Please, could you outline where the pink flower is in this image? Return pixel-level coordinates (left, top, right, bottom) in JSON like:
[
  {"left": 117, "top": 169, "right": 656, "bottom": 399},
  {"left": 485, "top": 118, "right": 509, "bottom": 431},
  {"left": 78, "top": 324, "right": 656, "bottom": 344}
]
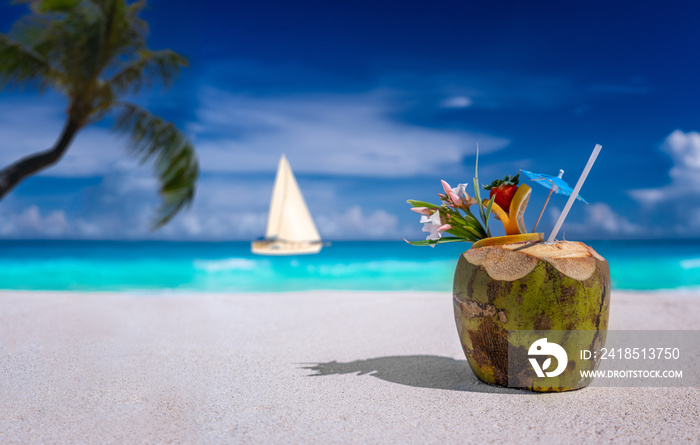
[
  {"left": 447, "top": 191, "right": 463, "bottom": 207},
  {"left": 441, "top": 180, "right": 474, "bottom": 208},
  {"left": 440, "top": 180, "right": 453, "bottom": 196},
  {"left": 410, "top": 207, "right": 434, "bottom": 216}
]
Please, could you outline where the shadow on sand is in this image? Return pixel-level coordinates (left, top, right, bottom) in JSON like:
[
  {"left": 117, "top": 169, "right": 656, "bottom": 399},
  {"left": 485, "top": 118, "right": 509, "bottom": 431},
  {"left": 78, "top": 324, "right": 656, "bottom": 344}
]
[{"left": 301, "top": 355, "right": 534, "bottom": 394}]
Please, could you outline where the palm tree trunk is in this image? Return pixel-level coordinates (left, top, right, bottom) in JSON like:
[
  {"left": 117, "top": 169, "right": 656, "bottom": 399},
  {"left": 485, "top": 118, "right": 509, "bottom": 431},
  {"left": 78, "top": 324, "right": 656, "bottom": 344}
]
[{"left": 0, "top": 119, "right": 81, "bottom": 200}]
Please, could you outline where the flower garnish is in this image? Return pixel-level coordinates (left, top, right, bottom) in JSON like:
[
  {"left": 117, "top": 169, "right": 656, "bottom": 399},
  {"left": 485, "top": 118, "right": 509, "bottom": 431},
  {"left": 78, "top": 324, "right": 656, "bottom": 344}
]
[
  {"left": 420, "top": 211, "right": 450, "bottom": 241},
  {"left": 404, "top": 145, "right": 497, "bottom": 247}
]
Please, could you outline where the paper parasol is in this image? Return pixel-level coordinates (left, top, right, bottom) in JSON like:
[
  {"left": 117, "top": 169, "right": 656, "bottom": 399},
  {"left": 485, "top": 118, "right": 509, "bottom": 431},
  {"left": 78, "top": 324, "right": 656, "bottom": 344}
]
[{"left": 520, "top": 169, "right": 588, "bottom": 232}]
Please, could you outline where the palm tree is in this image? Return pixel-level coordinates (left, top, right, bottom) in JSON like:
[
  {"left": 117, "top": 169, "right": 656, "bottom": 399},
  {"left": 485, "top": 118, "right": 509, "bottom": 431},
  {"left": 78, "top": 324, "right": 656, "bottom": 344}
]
[{"left": 0, "top": 0, "right": 198, "bottom": 228}]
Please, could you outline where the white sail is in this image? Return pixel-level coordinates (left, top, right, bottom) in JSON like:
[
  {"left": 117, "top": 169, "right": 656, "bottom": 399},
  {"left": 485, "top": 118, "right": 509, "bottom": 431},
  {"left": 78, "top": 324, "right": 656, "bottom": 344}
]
[
  {"left": 252, "top": 155, "right": 322, "bottom": 255},
  {"left": 265, "top": 154, "right": 320, "bottom": 242}
]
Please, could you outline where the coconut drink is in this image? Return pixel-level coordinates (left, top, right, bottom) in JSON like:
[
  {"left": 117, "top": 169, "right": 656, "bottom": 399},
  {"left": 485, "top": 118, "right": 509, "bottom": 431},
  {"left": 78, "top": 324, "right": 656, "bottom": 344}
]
[
  {"left": 406, "top": 144, "right": 606, "bottom": 392},
  {"left": 453, "top": 239, "right": 610, "bottom": 391}
]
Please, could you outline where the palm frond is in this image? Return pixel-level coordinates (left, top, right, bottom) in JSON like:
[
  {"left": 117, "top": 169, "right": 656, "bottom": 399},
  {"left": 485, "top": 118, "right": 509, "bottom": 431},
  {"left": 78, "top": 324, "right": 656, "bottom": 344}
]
[
  {"left": 124, "top": 0, "right": 148, "bottom": 39},
  {"left": 86, "top": 80, "right": 116, "bottom": 122},
  {"left": 3, "top": 0, "right": 197, "bottom": 231},
  {"left": 0, "top": 34, "right": 53, "bottom": 91},
  {"left": 57, "top": 1, "right": 106, "bottom": 89},
  {"left": 109, "top": 49, "right": 188, "bottom": 95},
  {"left": 17, "top": 0, "right": 82, "bottom": 14},
  {"left": 9, "top": 0, "right": 106, "bottom": 90},
  {"left": 114, "top": 103, "right": 199, "bottom": 229}
]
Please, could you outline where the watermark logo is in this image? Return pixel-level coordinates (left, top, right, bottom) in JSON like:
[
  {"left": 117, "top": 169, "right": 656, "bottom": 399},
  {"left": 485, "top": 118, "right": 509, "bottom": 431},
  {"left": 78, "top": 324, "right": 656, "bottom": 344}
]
[
  {"left": 509, "top": 330, "right": 698, "bottom": 388},
  {"left": 528, "top": 338, "right": 568, "bottom": 378}
]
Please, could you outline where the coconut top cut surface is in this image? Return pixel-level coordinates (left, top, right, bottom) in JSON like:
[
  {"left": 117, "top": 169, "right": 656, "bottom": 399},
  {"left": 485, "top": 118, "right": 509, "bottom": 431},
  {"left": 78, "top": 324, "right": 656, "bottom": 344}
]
[{"left": 463, "top": 241, "right": 605, "bottom": 281}]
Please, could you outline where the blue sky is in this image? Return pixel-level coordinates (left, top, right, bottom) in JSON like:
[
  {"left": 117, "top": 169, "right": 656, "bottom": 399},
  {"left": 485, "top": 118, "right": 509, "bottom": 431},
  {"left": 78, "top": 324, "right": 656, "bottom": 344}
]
[{"left": 1, "top": 1, "right": 699, "bottom": 240}]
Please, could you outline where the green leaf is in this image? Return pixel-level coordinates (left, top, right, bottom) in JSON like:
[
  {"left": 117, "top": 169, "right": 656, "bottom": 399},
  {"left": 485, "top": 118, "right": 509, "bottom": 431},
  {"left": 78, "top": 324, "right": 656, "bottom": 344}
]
[
  {"left": 448, "top": 213, "right": 466, "bottom": 226},
  {"left": 483, "top": 173, "right": 520, "bottom": 190},
  {"left": 463, "top": 225, "right": 483, "bottom": 240},
  {"left": 472, "top": 144, "right": 493, "bottom": 238},
  {"left": 109, "top": 49, "right": 188, "bottom": 96},
  {"left": 402, "top": 237, "right": 471, "bottom": 247},
  {"left": 406, "top": 200, "right": 440, "bottom": 209},
  {"left": 484, "top": 195, "right": 496, "bottom": 234},
  {"left": 461, "top": 210, "right": 486, "bottom": 236},
  {"left": 14, "top": 0, "right": 81, "bottom": 13},
  {"left": 445, "top": 225, "right": 477, "bottom": 241},
  {"left": 114, "top": 103, "right": 199, "bottom": 229},
  {"left": 447, "top": 214, "right": 482, "bottom": 240},
  {"left": 473, "top": 181, "right": 487, "bottom": 231},
  {"left": 34, "top": 0, "right": 80, "bottom": 13},
  {"left": 0, "top": 34, "right": 52, "bottom": 91}
]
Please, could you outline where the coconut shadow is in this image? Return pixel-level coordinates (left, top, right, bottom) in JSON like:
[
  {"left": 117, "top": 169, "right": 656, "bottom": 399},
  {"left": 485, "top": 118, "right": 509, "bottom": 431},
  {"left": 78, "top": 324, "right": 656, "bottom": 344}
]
[{"left": 301, "top": 355, "right": 538, "bottom": 394}]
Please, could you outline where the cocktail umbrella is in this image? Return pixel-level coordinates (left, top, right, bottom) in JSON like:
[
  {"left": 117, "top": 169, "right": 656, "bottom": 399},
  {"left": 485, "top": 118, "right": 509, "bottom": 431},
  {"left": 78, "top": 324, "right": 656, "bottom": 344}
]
[{"left": 520, "top": 169, "right": 588, "bottom": 232}]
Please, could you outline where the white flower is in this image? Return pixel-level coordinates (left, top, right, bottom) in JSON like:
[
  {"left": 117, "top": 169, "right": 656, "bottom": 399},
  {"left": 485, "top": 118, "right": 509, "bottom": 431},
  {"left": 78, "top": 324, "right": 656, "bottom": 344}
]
[
  {"left": 455, "top": 183, "right": 478, "bottom": 207},
  {"left": 453, "top": 183, "right": 468, "bottom": 198},
  {"left": 441, "top": 181, "right": 476, "bottom": 208},
  {"left": 420, "top": 211, "right": 444, "bottom": 241}
]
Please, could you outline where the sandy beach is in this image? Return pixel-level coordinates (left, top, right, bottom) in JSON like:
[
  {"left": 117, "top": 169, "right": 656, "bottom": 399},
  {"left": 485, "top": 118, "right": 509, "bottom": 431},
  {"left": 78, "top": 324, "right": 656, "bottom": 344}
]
[{"left": 1, "top": 290, "right": 698, "bottom": 444}]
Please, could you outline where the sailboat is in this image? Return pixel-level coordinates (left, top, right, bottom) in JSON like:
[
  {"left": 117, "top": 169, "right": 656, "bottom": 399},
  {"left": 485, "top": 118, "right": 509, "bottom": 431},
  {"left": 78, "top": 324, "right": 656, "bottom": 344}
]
[{"left": 251, "top": 154, "right": 324, "bottom": 255}]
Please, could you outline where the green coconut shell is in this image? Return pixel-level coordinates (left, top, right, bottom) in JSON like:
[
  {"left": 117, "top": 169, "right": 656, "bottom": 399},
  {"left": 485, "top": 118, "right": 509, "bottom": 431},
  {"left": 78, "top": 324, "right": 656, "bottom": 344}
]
[{"left": 453, "top": 241, "right": 610, "bottom": 392}]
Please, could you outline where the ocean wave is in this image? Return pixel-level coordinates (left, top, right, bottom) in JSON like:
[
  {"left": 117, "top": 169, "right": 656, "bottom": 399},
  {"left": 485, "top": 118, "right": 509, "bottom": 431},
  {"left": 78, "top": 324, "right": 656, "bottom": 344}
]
[
  {"left": 193, "top": 258, "right": 262, "bottom": 272},
  {"left": 1, "top": 240, "right": 699, "bottom": 292},
  {"left": 305, "top": 259, "right": 453, "bottom": 276},
  {"left": 679, "top": 258, "right": 700, "bottom": 270}
]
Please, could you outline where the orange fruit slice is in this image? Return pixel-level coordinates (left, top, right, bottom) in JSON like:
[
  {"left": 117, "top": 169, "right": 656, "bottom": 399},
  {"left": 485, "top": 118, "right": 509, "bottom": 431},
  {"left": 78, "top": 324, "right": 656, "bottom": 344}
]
[
  {"left": 471, "top": 232, "right": 544, "bottom": 249},
  {"left": 484, "top": 199, "right": 509, "bottom": 223},
  {"left": 482, "top": 184, "right": 532, "bottom": 235},
  {"left": 481, "top": 200, "right": 520, "bottom": 235},
  {"left": 508, "top": 183, "right": 531, "bottom": 234}
]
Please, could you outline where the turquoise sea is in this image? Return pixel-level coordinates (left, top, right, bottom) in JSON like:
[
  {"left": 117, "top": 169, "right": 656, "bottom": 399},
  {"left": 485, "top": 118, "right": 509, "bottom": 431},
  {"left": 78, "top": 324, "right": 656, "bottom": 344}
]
[{"left": 0, "top": 240, "right": 699, "bottom": 292}]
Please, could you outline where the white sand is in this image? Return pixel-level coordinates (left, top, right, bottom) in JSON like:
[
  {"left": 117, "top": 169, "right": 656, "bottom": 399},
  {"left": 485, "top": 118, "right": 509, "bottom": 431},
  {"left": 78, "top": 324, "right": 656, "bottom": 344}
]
[{"left": 0, "top": 290, "right": 698, "bottom": 444}]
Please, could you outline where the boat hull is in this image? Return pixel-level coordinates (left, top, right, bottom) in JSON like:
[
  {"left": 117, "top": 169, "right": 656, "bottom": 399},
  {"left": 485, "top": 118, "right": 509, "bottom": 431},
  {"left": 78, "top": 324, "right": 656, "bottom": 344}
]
[{"left": 251, "top": 241, "right": 323, "bottom": 256}]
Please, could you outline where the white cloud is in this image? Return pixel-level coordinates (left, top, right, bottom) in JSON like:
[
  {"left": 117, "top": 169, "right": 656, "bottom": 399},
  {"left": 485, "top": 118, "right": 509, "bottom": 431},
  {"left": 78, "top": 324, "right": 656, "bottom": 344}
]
[
  {"left": 190, "top": 88, "right": 509, "bottom": 177},
  {"left": 629, "top": 130, "right": 700, "bottom": 205},
  {"left": 159, "top": 180, "right": 401, "bottom": 240},
  {"left": 155, "top": 178, "right": 269, "bottom": 239},
  {"left": 0, "top": 165, "right": 166, "bottom": 239},
  {"left": 440, "top": 96, "right": 472, "bottom": 108},
  {"left": 0, "top": 166, "right": 400, "bottom": 240},
  {"left": 550, "top": 203, "right": 643, "bottom": 238},
  {"left": 689, "top": 209, "right": 700, "bottom": 230},
  {"left": 0, "top": 80, "right": 513, "bottom": 240},
  {"left": 664, "top": 130, "right": 700, "bottom": 184},
  {"left": 581, "top": 203, "right": 643, "bottom": 235},
  {"left": 628, "top": 187, "right": 665, "bottom": 206},
  {"left": 159, "top": 209, "right": 267, "bottom": 240},
  {"left": 0, "top": 205, "right": 70, "bottom": 237},
  {"left": 316, "top": 205, "right": 399, "bottom": 240},
  {"left": 0, "top": 97, "right": 140, "bottom": 177}
]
